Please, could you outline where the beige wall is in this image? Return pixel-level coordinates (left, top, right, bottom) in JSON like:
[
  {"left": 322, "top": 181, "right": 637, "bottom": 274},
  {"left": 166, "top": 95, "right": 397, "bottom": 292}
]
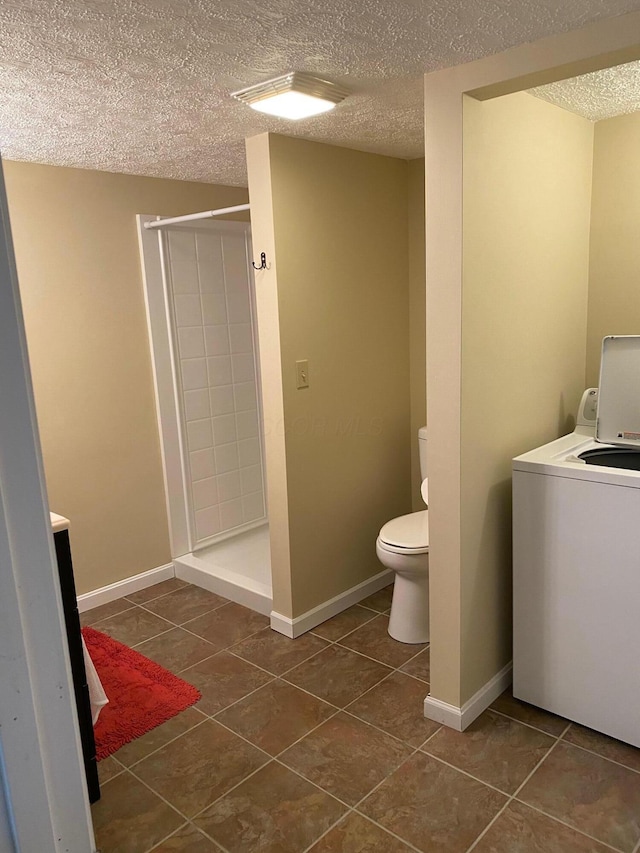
[
  {"left": 461, "top": 92, "right": 593, "bottom": 699},
  {"left": 586, "top": 111, "right": 640, "bottom": 384},
  {"left": 408, "top": 159, "right": 427, "bottom": 510},
  {"left": 5, "top": 161, "right": 248, "bottom": 594},
  {"left": 247, "top": 134, "right": 412, "bottom": 618}
]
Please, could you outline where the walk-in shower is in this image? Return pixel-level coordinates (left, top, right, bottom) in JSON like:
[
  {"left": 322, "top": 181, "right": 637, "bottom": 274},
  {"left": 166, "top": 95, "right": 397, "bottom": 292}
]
[{"left": 137, "top": 207, "right": 271, "bottom": 614}]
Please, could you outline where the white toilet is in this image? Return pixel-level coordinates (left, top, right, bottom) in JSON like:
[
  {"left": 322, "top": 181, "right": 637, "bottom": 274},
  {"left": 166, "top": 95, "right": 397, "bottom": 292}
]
[{"left": 376, "top": 426, "right": 429, "bottom": 644}]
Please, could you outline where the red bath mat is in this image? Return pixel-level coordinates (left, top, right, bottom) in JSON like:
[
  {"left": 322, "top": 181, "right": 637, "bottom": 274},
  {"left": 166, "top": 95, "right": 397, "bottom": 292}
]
[{"left": 82, "top": 626, "right": 201, "bottom": 760}]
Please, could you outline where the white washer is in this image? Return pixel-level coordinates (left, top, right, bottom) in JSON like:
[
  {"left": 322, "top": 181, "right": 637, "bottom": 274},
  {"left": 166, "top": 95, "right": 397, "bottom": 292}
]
[{"left": 513, "top": 336, "right": 640, "bottom": 748}]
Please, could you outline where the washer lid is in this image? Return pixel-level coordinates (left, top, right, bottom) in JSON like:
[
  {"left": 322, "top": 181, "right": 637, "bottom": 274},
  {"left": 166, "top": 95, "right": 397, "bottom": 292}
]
[
  {"left": 379, "top": 510, "right": 429, "bottom": 550},
  {"left": 597, "top": 336, "right": 640, "bottom": 448}
]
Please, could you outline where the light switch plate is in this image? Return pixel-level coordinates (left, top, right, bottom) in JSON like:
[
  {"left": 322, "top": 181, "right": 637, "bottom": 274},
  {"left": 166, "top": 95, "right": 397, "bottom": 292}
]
[{"left": 296, "top": 359, "right": 309, "bottom": 389}]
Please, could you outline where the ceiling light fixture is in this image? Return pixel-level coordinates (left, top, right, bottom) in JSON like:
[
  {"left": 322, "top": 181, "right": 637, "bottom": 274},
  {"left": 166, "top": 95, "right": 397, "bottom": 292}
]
[{"left": 231, "top": 72, "right": 349, "bottom": 120}]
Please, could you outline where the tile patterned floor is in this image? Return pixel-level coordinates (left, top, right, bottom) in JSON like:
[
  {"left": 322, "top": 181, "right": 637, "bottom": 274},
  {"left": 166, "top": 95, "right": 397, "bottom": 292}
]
[{"left": 85, "top": 580, "right": 640, "bottom": 853}]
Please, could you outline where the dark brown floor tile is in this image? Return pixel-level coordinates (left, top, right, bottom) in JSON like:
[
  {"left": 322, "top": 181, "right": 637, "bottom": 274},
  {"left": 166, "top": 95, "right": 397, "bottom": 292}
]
[
  {"left": 150, "top": 822, "right": 222, "bottom": 851},
  {"left": 114, "top": 707, "right": 207, "bottom": 767},
  {"left": 126, "top": 578, "right": 188, "bottom": 605},
  {"left": 181, "top": 650, "right": 273, "bottom": 715},
  {"left": 195, "top": 761, "right": 346, "bottom": 853},
  {"left": 216, "top": 679, "right": 335, "bottom": 755},
  {"left": 564, "top": 723, "right": 640, "bottom": 773},
  {"left": 80, "top": 597, "right": 134, "bottom": 627},
  {"left": 309, "top": 812, "right": 414, "bottom": 852},
  {"left": 135, "top": 627, "right": 219, "bottom": 673},
  {"left": 423, "top": 710, "right": 554, "bottom": 793},
  {"left": 144, "top": 586, "right": 228, "bottom": 624},
  {"left": 280, "top": 712, "right": 411, "bottom": 805},
  {"left": 399, "top": 647, "right": 430, "bottom": 683},
  {"left": 285, "top": 645, "right": 391, "bottom": 708},
  {"left": 92, "top": 771, "right": 183, "bottom": 853},
  {"left": 231, "top": 627, "right": 328, "bottom": 675},
  {"left": 473, "top": 800, "right": 612, "bottom": 853},
  {"left": 359, "top": 585, "right": 394, "bottom": 613},
  {"left": 94, "top": 607, "right": 173, "bottom": 647},
  {"left": 97, "top": 754, "right": 124, "bottom": 785},
  {"left": 490, "top": 689, "right": 568, "bottom": 736},
  {"left": 338, "top": 615, "right": 426, "bottom": 668},
  {"left": 185, "top": 602, "right": 269, "bottom": 647},
  {"left": 134, "top": 719, "right": 268, "bottom": 818},
  {"left": 311, "top": 606, "right": 378, "bottom": 642},
  {"left": 519, "top": 742, "right": 640, "bottom": 851},
  {"left": 346, "top": 671, "right": 438, "bottom": 747},
  {"left": 361, "top": 752, "right": 506, "bottom": 852}
]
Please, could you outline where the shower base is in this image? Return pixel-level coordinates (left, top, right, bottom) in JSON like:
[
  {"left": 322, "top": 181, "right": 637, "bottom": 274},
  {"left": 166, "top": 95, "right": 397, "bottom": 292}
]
[{"left": 174, "top": 524, "right": 272, "bottom": 616}]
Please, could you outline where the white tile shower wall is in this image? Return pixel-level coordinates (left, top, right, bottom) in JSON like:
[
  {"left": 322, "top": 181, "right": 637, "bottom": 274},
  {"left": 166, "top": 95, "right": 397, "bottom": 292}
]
[{"left": 166, "top": 226, "right": 266, "bottom": 544}]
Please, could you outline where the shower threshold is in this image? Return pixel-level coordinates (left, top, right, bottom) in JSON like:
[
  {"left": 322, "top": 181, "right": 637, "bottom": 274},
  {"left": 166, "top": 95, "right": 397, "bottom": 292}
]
[{"left": 174, "top": 524, "right": 272, "bottom": 616}]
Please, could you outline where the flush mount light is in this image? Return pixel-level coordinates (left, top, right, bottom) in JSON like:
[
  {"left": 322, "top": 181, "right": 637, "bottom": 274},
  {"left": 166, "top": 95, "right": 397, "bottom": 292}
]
[{"left": 231, "top": 72, "right": 349, "bottom": 120}]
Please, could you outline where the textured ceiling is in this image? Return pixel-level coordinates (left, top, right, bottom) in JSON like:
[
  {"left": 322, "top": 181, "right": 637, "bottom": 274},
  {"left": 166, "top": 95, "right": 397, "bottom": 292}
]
[
  {"left": 530, "top": 60, "right": 640, "bottom": 121},
  {"left": 1, "top": 0, "right": 640, "bottom": 187}
]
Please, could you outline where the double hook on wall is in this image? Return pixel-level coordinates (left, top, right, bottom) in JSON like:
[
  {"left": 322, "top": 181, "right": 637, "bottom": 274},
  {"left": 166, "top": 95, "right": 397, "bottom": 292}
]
[{"left": 252, "top": 252, "right": 268, "bottom": 271}]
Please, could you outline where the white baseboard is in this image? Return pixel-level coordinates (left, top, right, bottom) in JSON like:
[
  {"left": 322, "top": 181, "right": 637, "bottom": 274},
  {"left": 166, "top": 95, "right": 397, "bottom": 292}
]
[
  {"left": 424, "top": 661, "right": 513, "bottom": 731},
  {"left": 174, "top": 553, "right": 272, "bottom": 616},
  {"left": 77, "top": 563, "right": 175, "bottom": 612},
  {"left": 270, "top": 568, "right": 393, "bottom": 638}
]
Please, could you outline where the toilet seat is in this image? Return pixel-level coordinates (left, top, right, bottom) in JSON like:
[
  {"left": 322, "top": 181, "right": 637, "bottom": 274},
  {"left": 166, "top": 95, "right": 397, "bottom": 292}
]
[{"left": 378, "top": 510, "right": 429, "bottom": 555}]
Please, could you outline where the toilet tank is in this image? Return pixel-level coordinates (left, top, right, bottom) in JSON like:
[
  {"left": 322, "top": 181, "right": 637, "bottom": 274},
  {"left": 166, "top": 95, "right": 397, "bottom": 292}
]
[{"left": 418, "top": 426, "right": 428, "bottom": 479}]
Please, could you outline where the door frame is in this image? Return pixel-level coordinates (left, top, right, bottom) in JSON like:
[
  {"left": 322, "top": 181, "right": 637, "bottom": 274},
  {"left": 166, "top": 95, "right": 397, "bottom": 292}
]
[{"left": 0, "top": 156, "right": 95, "bottom": 851}]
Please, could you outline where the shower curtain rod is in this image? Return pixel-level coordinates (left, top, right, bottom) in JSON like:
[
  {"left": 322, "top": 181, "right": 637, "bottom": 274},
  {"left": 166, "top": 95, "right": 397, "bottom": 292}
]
[{"left": 143, "top": 203, "right": 250, "bottom": 229}]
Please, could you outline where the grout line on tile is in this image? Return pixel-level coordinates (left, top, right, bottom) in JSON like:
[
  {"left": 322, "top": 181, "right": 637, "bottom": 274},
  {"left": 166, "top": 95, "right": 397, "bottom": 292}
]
[
  {"left": 340, "top": 667, "right": 399, "bottom": 704},
  {"left": 226, "top": 636, "right": 332, "bottom": 677},
  {"left": 174, "top": 648, "right": 226, "bottom": 677},
  {"left": 508, "top": 798, "right": 627, "bottom": 853},
  {"left": 124, "top": 579, "right": 189, "bottom": 607},
  {"left": 186, "top": 749, "right": 352, "bottom": 839},
  {"left": 299, "top": 809, "right": 356, "bottom": 853},
  {"left": 307, "top": 800, "right": 431, "bottom": 853},
  {"left": 119, "top": 716, "right": 210, "bottom": 771},
  {"left": 185, "top": 757, "right": 275, "bottom": 825},
  {"left": 269, "top": 641, "right": 337, "bottom": 677},
  {"left": 401, "top": 642, "right": 430, "bottom": 661},
  {"left": 114, "top": 766, "right": 194, "bottom": 824},
  {"left": 329, "top": 611, "right": 389, "bottom": 641},
  {"left": 308, "top": 608, "right": 380, "bottom": 642},
  {"left": 83, "top": 603, "right": 137, "bottom": 625},
  {"left": 142, "top": 818, "right": 191, "bottom": 853},
  {"left": 187, "top": 818, "right": 232, "bottom": 853},
  {"left": 128, "top": 624, "right": 185, "bottom": 648},
  {"left": 557, "top": 731, "right": 640, "bottom": 777},
  {"left": 350, "top": 744, "right": 421, "bottom": 811},
  {"left": 171, "top": 621, "right": 272, "bottom": 660},
  {"left": 352, "top": 810, "right": 426, "bottom": 853},
  {"left": 463, "top": 728, "right": 601, "bottom": 853},
  {"left": 418, "top": 751, "right": 512, "bottom": 799},
  {"left": 333, "top": 639, "right": 416, "bottom": 671},
  {"left": 135, "top": 596, "right": 229, "bottom": 630},
  {"left": 417, "top": 723, "right": 443, "bottom": 750},
  {"left": 339, "top": 706, "right": 431, "bottom": 751},
  {"left": 348, "top": 746, "right": 433, "bottom": 853},
  {"left": 212, "top": 702, "right": 340, "bottom": 762},
  {"left": 269, "top": 673, "right": 345, "bottom": 710},
  {"left": 332, "top": 643, "right": 401, "bottom": 671},
  {"left": 277, "top": 665, "right": 387, "bottom": 711},
  {"left": 270, "top": 755, "right": 362, "bottom": 811},
  {"left": 488, "top": 706, "right": 570, "bottom": 739}
]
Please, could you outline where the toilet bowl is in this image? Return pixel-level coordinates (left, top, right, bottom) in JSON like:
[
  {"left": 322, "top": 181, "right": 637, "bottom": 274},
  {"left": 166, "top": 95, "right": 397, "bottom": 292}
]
[{"left": 375, "top": 427, "right": 430, "bottom": 644}]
